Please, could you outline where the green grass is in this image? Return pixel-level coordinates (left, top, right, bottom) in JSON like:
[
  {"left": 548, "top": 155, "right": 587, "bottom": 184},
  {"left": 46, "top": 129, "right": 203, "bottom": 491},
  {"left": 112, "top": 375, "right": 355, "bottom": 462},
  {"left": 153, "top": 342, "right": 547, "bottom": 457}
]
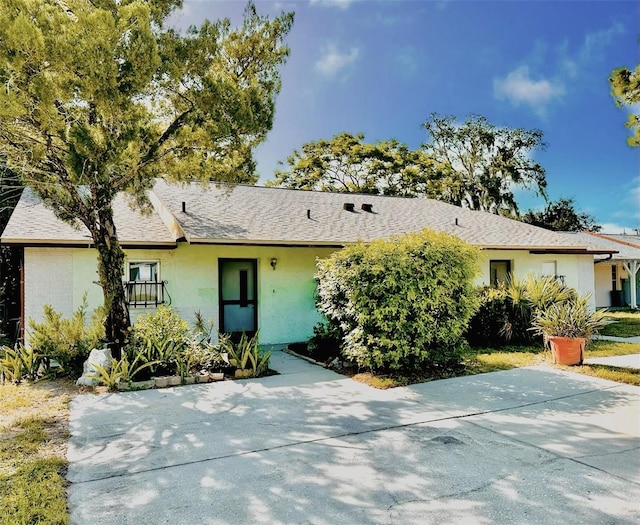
[
  {"left": 600, "top": 311, "right": 640, "bottom": 337},
  {"left": 587, "top": 339, "right": 640, "bottom": 357},
  {"left": 0, "top": 457, "right": 69, "bottom": 525},
  {"left": 354, "top": 339, "right": 639, "bottom": 388},
  {"left": 0, "top": 381, "right": 72, "bottom": 525}
]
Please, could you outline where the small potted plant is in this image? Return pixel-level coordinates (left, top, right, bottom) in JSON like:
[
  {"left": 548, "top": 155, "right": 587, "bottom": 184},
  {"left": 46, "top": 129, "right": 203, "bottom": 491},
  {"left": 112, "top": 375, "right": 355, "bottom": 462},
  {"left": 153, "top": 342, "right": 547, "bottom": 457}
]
[{"left": 531, "top": 295, "right": 608, "bottom": 365}]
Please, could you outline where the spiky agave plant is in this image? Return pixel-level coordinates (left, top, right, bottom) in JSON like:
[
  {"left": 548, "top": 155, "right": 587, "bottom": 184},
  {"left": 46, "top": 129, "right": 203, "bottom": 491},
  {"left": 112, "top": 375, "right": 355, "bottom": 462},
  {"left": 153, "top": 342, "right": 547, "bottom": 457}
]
[{"left": 530, "top": 295, "right": 608, "bottom": 342}]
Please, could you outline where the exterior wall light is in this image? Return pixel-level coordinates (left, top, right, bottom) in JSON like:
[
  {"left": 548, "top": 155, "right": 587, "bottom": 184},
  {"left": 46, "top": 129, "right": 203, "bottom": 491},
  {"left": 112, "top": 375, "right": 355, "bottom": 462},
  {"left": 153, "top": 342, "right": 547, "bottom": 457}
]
[{"left": 270, "top": 258, "right": 277, "bottom": 270}]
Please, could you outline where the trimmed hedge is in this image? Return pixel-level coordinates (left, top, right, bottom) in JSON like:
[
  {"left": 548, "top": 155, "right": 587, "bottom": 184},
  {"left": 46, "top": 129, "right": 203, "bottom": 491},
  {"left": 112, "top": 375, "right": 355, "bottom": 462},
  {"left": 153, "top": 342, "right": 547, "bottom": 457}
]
[{"left": 315, "top": 229, "right": 479, "bottom": 373}]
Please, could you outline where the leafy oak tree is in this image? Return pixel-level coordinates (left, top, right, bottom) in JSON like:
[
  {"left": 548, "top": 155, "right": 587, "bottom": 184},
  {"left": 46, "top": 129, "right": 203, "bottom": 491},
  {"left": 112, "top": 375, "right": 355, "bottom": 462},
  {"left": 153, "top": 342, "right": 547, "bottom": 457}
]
[
  {"left": 0, "top": 0, "right": 293, "bottom": 356},
  {"left": 522, "top": 198, "right": 601, "bottom": 232},
  {"left": 610, "top": 65, "right": 640, "bottom": 147},
  {"left": 267, "top": 132, "right": 444, "bottom": 196},
  {"left": 422, "top": 114, "right": 547, "bottom": 214}
]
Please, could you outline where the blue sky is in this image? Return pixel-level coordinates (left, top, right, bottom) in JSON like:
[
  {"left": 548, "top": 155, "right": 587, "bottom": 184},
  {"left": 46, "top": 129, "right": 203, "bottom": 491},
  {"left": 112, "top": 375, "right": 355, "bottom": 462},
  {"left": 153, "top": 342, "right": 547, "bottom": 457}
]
[{"left": 169, "top": 0, "right": 639, "bottom": 233}]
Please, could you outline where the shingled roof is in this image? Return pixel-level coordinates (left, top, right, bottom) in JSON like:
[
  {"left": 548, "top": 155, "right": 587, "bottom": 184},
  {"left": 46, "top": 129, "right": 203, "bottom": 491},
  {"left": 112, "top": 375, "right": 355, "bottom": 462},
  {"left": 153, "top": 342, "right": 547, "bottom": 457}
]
[
  {"left": 1, "top": 188, "right": 177, "bottom": 247},
  {"left": 0, "top": 180, "right": 615, "bottom": 254},
  {"left": 558, "top": 232, "right": 640, "bottom": 260}
]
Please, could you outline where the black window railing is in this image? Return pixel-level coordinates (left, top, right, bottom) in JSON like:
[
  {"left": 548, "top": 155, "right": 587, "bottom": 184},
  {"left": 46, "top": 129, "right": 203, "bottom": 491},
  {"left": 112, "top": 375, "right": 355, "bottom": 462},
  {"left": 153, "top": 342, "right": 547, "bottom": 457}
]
[{"left": 124, "top": 281, "right": 168, "bottom": 308}]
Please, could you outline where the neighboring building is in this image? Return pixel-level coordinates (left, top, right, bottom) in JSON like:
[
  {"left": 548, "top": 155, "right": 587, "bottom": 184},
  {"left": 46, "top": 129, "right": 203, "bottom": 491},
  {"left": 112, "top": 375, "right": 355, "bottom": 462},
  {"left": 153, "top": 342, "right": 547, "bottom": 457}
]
[
  {"left": 1, "top": 180, "right": 614, "bottom": 345},
  {"left": 559, "top": 232, "right": 640, "bottom": 309}
]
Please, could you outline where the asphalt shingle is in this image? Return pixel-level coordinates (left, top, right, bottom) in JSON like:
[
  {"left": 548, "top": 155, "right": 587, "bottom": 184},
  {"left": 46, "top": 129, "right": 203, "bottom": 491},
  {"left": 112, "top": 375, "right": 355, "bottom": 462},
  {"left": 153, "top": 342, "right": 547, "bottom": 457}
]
[
  {"left": 558, "top": 232, "right": 640, "bottom": 260},
  {"left": 1, "top": 181, "right": 614, "bottom": 253},
  {"left": 1, "top": 188, "right": 176, "bottom": 246},
  {"left": 151, "top": 180, "right": 594, "bottom": 250}
]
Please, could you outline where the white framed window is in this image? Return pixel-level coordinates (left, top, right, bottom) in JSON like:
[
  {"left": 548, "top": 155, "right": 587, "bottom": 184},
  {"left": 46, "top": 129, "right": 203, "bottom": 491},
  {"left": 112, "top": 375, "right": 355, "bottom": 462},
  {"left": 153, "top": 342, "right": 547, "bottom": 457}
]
[
  {"left": 541, "top": 261, "right": 556, "bottom": 276},
  {"left": 125, "top": 261, "right": 165, "bottom": 307},
  {"left": 541, "top": 260, "right": 564, "bottom": 283},
  {"left": 128, "top": 261, "right": 159, "bottom": 282}
]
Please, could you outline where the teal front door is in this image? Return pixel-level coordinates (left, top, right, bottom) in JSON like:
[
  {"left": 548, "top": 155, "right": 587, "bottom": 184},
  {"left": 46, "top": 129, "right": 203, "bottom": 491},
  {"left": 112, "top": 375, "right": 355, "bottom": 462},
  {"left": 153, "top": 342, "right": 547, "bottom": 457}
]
[{"left": 219, "top": 259, "right": 257, "bottom": 338}]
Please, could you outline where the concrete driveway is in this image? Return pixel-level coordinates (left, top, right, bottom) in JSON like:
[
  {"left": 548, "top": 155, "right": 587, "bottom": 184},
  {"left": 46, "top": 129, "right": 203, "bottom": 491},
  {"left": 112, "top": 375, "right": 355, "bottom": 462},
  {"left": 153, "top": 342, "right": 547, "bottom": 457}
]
[{"left": 67, "top": 351, "right": 640, "bottom": 524}]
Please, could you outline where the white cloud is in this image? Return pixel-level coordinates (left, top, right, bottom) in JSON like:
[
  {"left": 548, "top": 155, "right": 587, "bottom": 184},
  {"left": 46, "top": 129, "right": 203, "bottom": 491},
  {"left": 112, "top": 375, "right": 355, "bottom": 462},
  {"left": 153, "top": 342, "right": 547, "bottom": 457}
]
[
  {"left": 315, "top": 43, "right": 359, "bottom": 77},
  {"left": 493, "top": 21, "right": 624, "bottom": 118},
  {"left": 493, "top": 66, "right": 565, "bottom": 116},
  {"left": 579, "top": 22, "right": 625, "bottom": 63},
  {"left": 310, "top": 0, "right": 354, "bottom": 10}
]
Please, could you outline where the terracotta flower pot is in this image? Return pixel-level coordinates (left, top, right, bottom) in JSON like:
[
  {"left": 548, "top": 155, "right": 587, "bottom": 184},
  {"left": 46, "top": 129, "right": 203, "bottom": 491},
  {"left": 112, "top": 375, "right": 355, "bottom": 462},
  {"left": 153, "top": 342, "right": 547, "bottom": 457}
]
[{"left": 548, "top": 336, "right": 586, "bottom": 366}]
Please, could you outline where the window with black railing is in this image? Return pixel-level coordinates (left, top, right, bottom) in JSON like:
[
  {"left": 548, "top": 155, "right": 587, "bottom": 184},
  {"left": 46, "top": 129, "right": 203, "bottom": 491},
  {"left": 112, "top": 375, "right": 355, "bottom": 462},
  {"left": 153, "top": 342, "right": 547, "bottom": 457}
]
[
  {"left": 125, "top": 261, "right": 169, "bottom": 307},
  {"left": 124, "top": 280, "right": 168, "bottom": 307}
]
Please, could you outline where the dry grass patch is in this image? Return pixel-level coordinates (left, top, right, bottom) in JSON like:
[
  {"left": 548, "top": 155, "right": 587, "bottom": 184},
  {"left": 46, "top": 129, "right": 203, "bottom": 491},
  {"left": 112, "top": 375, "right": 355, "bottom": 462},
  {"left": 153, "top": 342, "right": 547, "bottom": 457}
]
[{"left": 0, "top": 379, "right": 77, "bottom": 525}]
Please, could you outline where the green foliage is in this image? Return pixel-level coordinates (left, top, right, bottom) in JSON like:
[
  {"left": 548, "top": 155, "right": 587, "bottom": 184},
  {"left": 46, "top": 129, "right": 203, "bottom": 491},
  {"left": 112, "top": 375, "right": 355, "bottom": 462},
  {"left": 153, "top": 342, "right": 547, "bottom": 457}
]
[
  {"left": 610, "top": 65, "right": 640, "bottom": 147},
  {"left": 129, "top": 306, "right": 190, "bottom": 352},
  {"left": 174, "top": 350, "right": 197, "bottom": 381},
  {"left": 308, "top": 322, "right": 343, "bottom": 363},
  {"left": 0, "top": 344, "right": 45, "bottom": 383},
  {"left": 126, "top": 308, "right": 231, "bottom": 378},
  {"left": 316, "top": 229, "right": 480, "bottom": 373},
  {"left": 465, "top": 286, "right": 510, "bottom": 347},
  {"left": 531, "top": 295, "right": 609, "bottom": 341},
  {"left": 0, "top": 0, "right": 293, "bottom": 354},
  {"left": 27, "top": 297, "right": 105, "bottom": 376},
  {"left": 521, "top": 197, "right": 601, "bottom": 232},
  {"left": 0, "top": 457, "right": 69, "bottom": 525},
  {"left": 89, "top": 354, "right": 159, "bottom": 390},
  {"left": 268, "top": 131, "right": 443, "bottom": 196},
  {"left": 422, "top": 113, "right": 547, "bottom": 215},
  {"left": 0, "top": 345, "right": 24, "bottom": 383},
  {"left": 225, "top": 332, "right": 271, "bottom": 378},
  {"left": 466, "top": 275, "right": 578, "bottom": 347}
]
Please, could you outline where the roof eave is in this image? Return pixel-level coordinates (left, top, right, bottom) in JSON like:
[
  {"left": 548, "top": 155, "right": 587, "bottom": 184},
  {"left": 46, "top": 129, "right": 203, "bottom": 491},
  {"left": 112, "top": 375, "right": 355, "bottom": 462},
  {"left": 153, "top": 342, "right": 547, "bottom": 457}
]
[
  {"left": 0, "top": 239, "right": 177, "bottom": 249},
  {"left": 187, "top": 237, "right": 346, "bottom": 248}
]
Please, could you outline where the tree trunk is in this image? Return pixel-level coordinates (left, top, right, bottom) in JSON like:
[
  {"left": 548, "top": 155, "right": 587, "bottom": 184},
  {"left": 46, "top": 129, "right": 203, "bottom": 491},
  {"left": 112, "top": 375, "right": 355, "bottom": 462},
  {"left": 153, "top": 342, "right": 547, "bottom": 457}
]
[{"left": 92, "top": 207, "right": 130, "bottom": 360}]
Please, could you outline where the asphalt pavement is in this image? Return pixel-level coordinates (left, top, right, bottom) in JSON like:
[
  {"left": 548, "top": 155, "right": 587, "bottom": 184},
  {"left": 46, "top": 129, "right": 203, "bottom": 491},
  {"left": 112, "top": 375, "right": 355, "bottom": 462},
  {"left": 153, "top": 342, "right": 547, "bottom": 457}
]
[{"left": 67, "top": 350, "right": 640, "bottom": 525}]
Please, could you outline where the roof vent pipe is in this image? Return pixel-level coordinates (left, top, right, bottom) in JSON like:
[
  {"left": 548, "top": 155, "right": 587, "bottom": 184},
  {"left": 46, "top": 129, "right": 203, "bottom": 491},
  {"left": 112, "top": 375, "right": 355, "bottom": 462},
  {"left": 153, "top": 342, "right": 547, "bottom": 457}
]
[
  {"left": 182, "top": 201, "right": 186, "bottom": 213},
  {"left": 343, "top": 202, "right": 355, "bottom": 212},
  {"left": 455, "top": 218, "right": 459, "bottom": 226},
  {"left": 361, "top": 203, "right": 373, "bottom": 212},
  {"left": 307, "top": 209, "right": 311, "bottom": 219}
]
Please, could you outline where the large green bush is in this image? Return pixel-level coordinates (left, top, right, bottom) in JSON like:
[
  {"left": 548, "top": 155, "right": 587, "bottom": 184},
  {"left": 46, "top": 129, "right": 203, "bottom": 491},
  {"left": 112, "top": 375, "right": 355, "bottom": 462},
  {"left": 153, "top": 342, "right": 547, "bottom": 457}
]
[
  {"left": 466, "top": 275, "right": 578, "bottom": 347},
  {"left": 28, "top": 296, "right": 105, "bottom": 376},
  {"left": 465, "top": 285, "right": 510, "bottom": 347},
  {"left": 315, "top": 229, "right": 479, "bottom": 373}
]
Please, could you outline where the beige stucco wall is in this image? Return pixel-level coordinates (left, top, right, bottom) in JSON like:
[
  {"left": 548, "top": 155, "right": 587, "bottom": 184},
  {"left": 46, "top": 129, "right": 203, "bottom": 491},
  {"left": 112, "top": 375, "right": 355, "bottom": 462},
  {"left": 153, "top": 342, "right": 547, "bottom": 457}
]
[
  {"left": 122, "top": 243, "right": 338, "bottom": 344},
  {"left": 594, "top": 261, "right": 630, "bottom": 308},
  {"left": 477, "top": 250, "right": 596, "bottom": 308},
  {"left": 23, "top": 244, "right": 598, "bottom": 346},
  {"left": 25, "top": 244, "right": 337, "bottom": 345},
  {"left": 24, "top": 248, "right": 75, "bottom": 331}
]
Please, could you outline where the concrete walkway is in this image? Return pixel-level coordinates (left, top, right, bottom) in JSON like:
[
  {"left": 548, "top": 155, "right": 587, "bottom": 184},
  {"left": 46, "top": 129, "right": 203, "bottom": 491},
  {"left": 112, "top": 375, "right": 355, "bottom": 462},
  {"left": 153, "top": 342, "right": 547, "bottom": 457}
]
[
  {"left": 589, "top": 336, "right": 640, "bottom": 368},
  {"left": 584, "top": 353, "right": 640, "bottom": 368},
  {"left": 67, "top": 351, "right": 640, "bottom": 525}
]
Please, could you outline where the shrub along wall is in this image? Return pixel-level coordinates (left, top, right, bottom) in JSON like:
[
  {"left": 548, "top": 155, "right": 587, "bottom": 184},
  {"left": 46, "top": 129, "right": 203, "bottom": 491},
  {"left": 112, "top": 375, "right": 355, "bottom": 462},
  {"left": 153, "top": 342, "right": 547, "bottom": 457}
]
[{"left": 315, "top": 229, "right": 479, "bottom": 374}]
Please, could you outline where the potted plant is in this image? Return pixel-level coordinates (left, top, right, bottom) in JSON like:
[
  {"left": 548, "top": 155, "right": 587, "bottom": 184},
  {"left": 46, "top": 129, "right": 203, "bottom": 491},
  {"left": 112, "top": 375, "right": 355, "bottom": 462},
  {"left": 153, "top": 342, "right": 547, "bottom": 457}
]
[{"left": 531, "top": 296, "right": 608, "bottom": 365}]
